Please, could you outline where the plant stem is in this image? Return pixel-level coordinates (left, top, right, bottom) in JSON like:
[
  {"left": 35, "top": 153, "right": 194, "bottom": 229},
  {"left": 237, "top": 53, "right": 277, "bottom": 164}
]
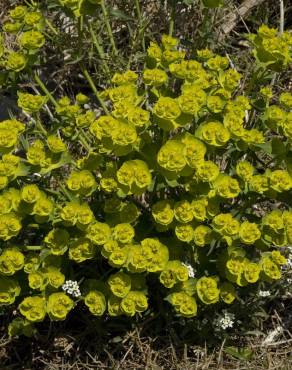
[
  {"left": 34, "top": 73, "right": 58, "bottom": 107},
  {"left": 45, "top": 19, "right": 59, "bottom": 35},
  {"left": 169, "top": 0, "right": 176, "bottom": 36},
  {"left": 100, "top": 0, "right": 118, "bottom": 56},
  {"left": 88, "top": 22, "right": 111, "bottom": 75},
  {"left": 78, "top": 130, "right": 92, "bottom": 152},
  {"left": 36, "top": 117, "right": 48, "bottom": 136},
  {"left": 135, "top": 0, "right": 141, "bottom": 20},
  {"left": 134, "top": 0, "right": 146, "bottom": 52},
  {"left": 59, "top": 182, "right": 74, "bottom": 202},
  {"left": 81, "top": 67, "right": 109, "bottom": 114},
  {"left": 279, "top": 0, "right": 284, "bottom": 34}
]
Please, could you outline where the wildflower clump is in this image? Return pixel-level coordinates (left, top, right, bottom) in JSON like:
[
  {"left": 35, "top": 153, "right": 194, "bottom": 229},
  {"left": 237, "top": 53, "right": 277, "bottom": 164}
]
[
  {"left": 0, "top": 17, "right": 292, "bottom": 337},
  {"left": 0, "top": 5, "right": 45, "bottom": 78}
]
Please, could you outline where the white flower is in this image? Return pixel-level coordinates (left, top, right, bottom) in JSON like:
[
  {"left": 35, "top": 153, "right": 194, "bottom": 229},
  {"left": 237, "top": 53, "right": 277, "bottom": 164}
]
[
  {"left": 259, "top": 290, "right": 271, "bottom": 297},
  {"left": 62, "top": 280, "right": 81, "bottom": 298},
  {"left": 182, "top": 262, "right": 195, "bottom": 278},
  {"left": 214, "top": 311, "right": 235, "bottom": 330}
]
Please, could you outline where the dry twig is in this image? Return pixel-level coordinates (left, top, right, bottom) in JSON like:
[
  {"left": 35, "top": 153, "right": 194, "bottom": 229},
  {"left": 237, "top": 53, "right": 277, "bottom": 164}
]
[{"left": 219, "top": 0, "right": 265, "bottom": 40}]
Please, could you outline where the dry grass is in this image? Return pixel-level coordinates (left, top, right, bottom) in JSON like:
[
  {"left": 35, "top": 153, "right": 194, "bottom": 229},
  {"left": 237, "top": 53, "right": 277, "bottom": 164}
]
[
  {"left": 1, "top": 301, "right": 292, "bottom": 370},
  {"left": 1, "top": 327, "right": 292, "bottom": 370}
]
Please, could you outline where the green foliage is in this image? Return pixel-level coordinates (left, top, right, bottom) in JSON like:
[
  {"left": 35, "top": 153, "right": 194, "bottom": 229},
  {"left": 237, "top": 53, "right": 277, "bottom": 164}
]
[{"left": 0, "top": 2, "right": 291, "bottom": 338}]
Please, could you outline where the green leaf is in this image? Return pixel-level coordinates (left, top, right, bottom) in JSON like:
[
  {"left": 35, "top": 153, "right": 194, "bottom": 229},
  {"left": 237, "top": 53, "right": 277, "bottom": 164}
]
[
  {"left": 224, "top": 346, "right": 253, "bottom": 361},
  {"left": 271, "top": 138, "right": 286, "bottom": 156},
  {"left": 253, "top": 142, "right": 272, "bottom": 154},
  {"left": 39, "top": 152, "right": 72, "bottom": 175},
  {"left": 285, "top": 151, "right": 292, "bottom": 176},
  {"left": 14, "top": 162, "right": 30, "bottom": 177},
  {"left": 109, "top": 9, "right": 133, "bottom": 21}
]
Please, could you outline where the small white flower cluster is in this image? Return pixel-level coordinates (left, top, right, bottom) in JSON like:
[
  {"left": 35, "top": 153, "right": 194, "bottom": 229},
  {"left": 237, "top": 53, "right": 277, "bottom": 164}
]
[
  {"left": 259, "top": 290, "right": 271, "bottom": 297},
  {"left": 214, "top": 311, "right": 235, "bottom": 330},
  {"left": 182, "top": 262, "right": 195, "bottom": 278},
  {"left": 62, "top": 280, "right": 81, "bottom": 298}
]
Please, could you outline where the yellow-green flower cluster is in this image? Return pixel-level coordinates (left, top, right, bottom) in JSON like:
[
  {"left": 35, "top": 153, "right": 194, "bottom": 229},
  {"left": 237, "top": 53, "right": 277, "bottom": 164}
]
[
  {"left": 128, "top": 238, "right": 169, "bottom": 273},
  {"left": 18, "top": 292, "right": 74, "bottom": 322},
  {"left": 247, "top": 170, "right": 292, "bottom": 194},
  {"left": 17, "top": 92, "right": 47, "bottom": 114},
  {"left": 0, "top": 154, "right": 24, "bottom": 189},
  {"left": 157, "top": 134, "right": 206, "bottom": 173},
  {"left": 262, "top": 210, "right": 292, "bottom": 247},
  {"left": 26, "top": 138, "right": 67, "bottom": 170},
  {"left": 28, "top": 266, "right": 65, "bottom": 290},
  {"left": 60, "top": 202, "right": 94, "bottom": 228},
  {"left": 90, "top": 115, "right": 139, "bottom": 155},
  {"left": 159, "top": 261, "right": 189, "bottom": 288},
  {"left": 67, "top": 170, "right": 97, "bottom": 196},
  {"left": 147, "top": 34, "right": 185, "bottom": 68},
  {"left": 248, "top": 25, "right": 292, "bottom": 71},
  {"left": 84, "top": 290, "right": 106, "bottom": 316},
  {"left": 19, "top": 296, "right": 46, "bottom": 322},
  {"left": 58, "top": 0, "right": 102, "bottom": 17},
  {"left": 116, "top": 160, "right": 152, "bottom": 194},
  {"left": 0, "top": 277, "right": 21, "bottom": 305},
  {"left": 0, "top": 119, "right": 24, "bottom": 154},
  {"left": 1, "top": 5, "right": 45, "bottom": 74},
  {"left": 107, "top": 272, "right": 148, "bottom": 316},
  {"left": 196, "top": 276, "right": 220, "bottom": 304},
  {"left": 167, "top": 291, "right": 197, "bottom": 317},
  {"left": 0, "top": 247, "right": 24, "bottom": 276},
  {"left": 196, "top": 121, "right": 230, "bottom": 147},
  {"left": 0, "top": 213, "right": 22, "bottom": 241},
  {"left": 213, "top": 174, "right": 241, "bottom": 198},
  {"left": 1, "top": 29, "right": 292, "bottom": 331},
  {"left": 225, "top": 256, "right": 261, "bottom": 286},
  {"left": 47, "top": 292, "right": 74, "bottom": 320}
]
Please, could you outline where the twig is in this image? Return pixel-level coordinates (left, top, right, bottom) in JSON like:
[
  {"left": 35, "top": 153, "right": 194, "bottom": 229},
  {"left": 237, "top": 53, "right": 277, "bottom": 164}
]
[
  {"left": 261, "top": 326, "right": 284, "bottom": 346},
  {"left": 279, "top": 0, "right": 284, "bottom": 34},
  {"left": 219, "top": 0, "right": 265, "bottom": 40}
]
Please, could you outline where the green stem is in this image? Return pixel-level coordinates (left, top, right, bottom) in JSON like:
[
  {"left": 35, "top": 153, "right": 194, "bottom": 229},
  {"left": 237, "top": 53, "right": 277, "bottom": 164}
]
[
  {"left": 134, "top": 0, "right": 146, "bottom": 52},
  {"left": 36, "top": 117, "right": 48, "bottom": 136},
  {"left": 59, "top": 182, "right": 74, "bottom": 202},
  {"left": 45, "top": 19, "right": 59, "bottom": 35},
  {"left": 135, "top": 0, "right": 141, "bottom": 20},
  {"left": 88, "top": 23, "right": 111, "bottom": 75},
  {"left": 78, "top": 131, "right": 92, "bottom": 152},
  {"left": 25, "top": 245, "right": 42, "bottom": 251},
  {"left": 100, "top": 0, "right": 118, "bottom": 56},
  {"left": 169, "top": 0, "right": 176, "bottom": 36},
  {"left": 81, "top": 67, "right": 109, "bottom": 114},
  {"left": 34, "top": 73, "right": 58, "bottom": 107}
]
